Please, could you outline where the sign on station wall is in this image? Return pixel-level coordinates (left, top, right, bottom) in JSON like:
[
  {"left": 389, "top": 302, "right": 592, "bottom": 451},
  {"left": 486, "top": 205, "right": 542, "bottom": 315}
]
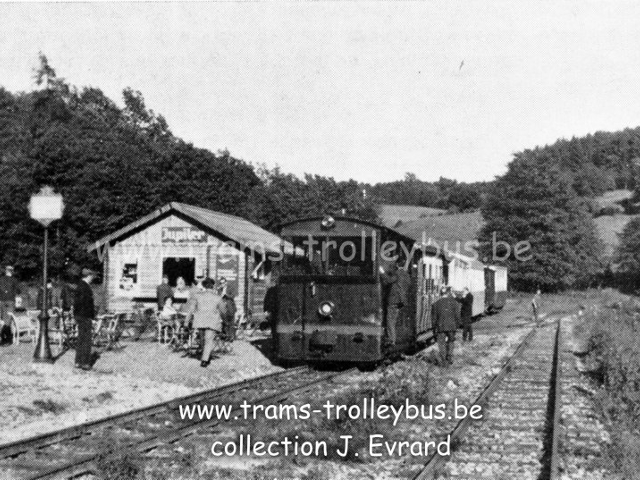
[
  {"left": 161, "top": 227, "right": 207, "bottom": 243},
  {"left": 215, "top": 246, "right": 240, "bottom": 298}
]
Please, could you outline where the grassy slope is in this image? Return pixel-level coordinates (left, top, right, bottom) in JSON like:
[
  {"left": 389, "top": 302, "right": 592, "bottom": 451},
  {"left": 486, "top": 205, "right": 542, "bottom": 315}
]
[{"left": 592, "top": 189, "right": 638, "bottom": 257}]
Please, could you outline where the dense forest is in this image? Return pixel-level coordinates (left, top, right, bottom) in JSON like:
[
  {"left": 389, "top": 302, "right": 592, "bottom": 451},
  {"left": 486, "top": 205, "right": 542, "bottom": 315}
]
[
  {"left": 2, "top": 55, "right": 640, "bottom": 291},
  {"left": 0, "top": 56, "right": 483, "bottom": 279},
  {"left": 478, "top": 127, "right": 640, "bottom": 291},
  {"left": 513, "top": 130, "right": 640, "bottom": 206}
]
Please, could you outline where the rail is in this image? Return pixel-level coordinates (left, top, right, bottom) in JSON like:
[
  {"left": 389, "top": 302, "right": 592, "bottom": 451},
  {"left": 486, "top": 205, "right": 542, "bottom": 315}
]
[
  {"left": 1, "top": 366, "right": 357, "bottom": 480},
  {"left": 413, "top": 316, "right": 563, "bottom": 479}
]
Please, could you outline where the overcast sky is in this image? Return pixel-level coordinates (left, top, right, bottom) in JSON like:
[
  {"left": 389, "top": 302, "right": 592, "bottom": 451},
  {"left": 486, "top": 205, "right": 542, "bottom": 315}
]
[{"left": 2, "top": 1, "right": 640, "bottom": 184}]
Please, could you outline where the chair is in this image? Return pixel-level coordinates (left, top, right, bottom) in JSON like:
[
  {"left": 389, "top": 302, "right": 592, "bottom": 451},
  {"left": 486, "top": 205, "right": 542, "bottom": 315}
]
[
  {"left": 212, "top": 329, "right": 233, "bottom": 354},
  {"left": 10, "top": 312, "right": 37, "bottom": 344},
  {"left": 95, "top": 314, "right": 124, "bottom": 350},
  {"left": 189, "top": 328, "right": 233, "bottom": 356},
  {"left": 235, "top": 309, "right": 258, "bottom": 339},
  {"left": 157, "top": 313, "right": 175, "bottom": 344},
  {"left": 168, "top": 313, "right": 189, "bottom": 351},
  {"left": 119, "top": 312, "right": 137, "bottom": 339},
  {"left": 49, "top": 310, "right": 77, "bottom": 350},
  {"left": 184, "top": 327, "right": 202, "bottom": 357},
  {"left": 92, "top": 315, "right": 107, "bottom": 346},
  {"left": 108, "top": 313, "right": 126, "bottom": 349},
  {"left": 47, "top": 309, "right": 64, "bottom": 348}
]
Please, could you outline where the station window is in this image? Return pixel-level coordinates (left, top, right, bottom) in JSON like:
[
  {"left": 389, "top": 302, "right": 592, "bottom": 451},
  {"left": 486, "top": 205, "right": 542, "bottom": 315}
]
[{"left": 118, "top": 260, "right": 139, "bottom": 295}]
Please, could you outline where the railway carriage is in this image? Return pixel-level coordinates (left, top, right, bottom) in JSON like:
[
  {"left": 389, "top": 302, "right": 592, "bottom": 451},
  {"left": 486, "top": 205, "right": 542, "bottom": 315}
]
[
  {"left": 484, "top": 265, "right": 508, "bottom": 312},
  {"left": 273, "top": 216, "right": 446, "bottom": 365},
  {"left": 446, "top": 251, "right": 486, "bottom": 317}
]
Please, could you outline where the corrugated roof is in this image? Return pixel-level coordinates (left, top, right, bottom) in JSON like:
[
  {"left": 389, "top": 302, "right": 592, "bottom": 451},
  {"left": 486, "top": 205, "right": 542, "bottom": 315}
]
[
  {"left": 87, "top": 202, "right": 284, "bottom": 254},
  {"left": 396, "top": 211, "right": 484, "bottom": 248},
  {"left": 379, "top": 204, "right": 446, "bottom": 228}
]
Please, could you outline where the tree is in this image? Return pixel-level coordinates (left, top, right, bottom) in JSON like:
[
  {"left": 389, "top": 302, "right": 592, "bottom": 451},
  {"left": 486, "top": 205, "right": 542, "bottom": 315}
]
[
  {"left": 447, "top": 183, "right": 481, "bottom": 212},
  {"left": 0, "top": 55, "right": 389, "bottom": 278},
  {"left": 122, "top": 87, "right": 172, "bottom": 140},
  {"left": 614, "top": 217, "right": 640, "bottom": 292},
  {"left": 246, "top": 167, "right": 379, "bottom": 230},
  {"left": 33, "top": 52, "right": 67, "bottom": 93},
  {"left": 0, "top": 56, "right": 264, "bottom": 278},
  {"left": 367, "top": 173, "right": 442, "bottom": 207},
  {"left": 479, "top": 151, "right": 603, "bottom": 292}
]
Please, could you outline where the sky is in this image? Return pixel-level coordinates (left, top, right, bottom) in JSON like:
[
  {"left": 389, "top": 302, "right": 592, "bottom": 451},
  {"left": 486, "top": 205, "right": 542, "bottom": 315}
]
[{"left": 2, "top": 1, "right": 640, "bottom": 184}]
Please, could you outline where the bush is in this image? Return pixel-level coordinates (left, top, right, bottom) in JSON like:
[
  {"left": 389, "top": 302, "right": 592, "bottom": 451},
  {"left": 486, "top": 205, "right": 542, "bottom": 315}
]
[
  {"left": 95, "top": 449, "right": 144, "bottom": 480},
  {"left": 587, "top": 299, "right": 640, "bottom": 478},
  {"left": 595, "top": 204, "right": 625, "bottom": 217}
]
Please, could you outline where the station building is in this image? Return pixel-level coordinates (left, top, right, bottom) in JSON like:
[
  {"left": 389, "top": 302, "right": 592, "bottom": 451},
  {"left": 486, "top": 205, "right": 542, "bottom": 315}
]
[{"left": 87, "top": 202, "right": 283, "bottom": 318}]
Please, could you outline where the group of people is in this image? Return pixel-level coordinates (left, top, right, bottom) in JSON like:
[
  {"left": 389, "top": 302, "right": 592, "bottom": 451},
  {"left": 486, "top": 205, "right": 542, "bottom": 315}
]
[
  {"left": 156, "top": 274, "right": 237, "bottom": 367},
  {"left": 1, "top": 265, "right": 240, "bottom": 370},
  {"left": 381, "top": 259, "right": 475, "bottom": 367},
  {"left": 0, "top": 263, "right": 98, "bottom": 370},
  {"left": 432, "top": 285, "right": 473, "bottom": 367}
]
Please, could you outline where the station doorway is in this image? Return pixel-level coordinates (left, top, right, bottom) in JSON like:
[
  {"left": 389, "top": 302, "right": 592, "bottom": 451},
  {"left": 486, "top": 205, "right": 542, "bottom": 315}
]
[{"left": 162, "top": 257, "right": 196, "bottom": 287}]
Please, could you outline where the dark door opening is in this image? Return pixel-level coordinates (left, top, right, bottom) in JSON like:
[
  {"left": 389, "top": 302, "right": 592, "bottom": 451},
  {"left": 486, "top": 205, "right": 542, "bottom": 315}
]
[{"left": 162, "top": 258, "right": 196, "bottom": 287}]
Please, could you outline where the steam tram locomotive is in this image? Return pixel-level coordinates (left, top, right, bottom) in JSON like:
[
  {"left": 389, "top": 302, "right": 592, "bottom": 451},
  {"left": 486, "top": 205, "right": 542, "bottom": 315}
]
[
  {"left": 272, "top": 215, "right": 508, "bottom": 365},
  {"left": 273, "top": 216, "right": 447, "bottom": 365}
]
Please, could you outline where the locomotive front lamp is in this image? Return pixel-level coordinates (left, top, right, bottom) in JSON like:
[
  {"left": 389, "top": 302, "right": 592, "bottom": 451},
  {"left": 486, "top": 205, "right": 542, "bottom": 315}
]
[
  {"left": 30, "top": 186, "right": 64, "bottom": 363},
  {"left": 321, "top": 215, "right": 335, "bottom": 229},
  {"left": 318, "top": 301, "right": 335, "bottom": 317}
]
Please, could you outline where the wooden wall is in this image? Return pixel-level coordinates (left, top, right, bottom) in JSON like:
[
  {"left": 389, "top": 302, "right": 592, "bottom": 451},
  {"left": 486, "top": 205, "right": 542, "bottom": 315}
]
[{"left": 104, "top": 214, "right": 249, "bottom": 315}]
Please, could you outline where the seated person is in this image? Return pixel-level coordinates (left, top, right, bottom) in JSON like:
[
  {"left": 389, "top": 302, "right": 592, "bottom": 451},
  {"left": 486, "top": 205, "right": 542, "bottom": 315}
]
[
  {"left": 159, "top": 297, "right": 178, "bottom": 320},
  {"left": 173, "top": 277, "right": 191, "bottom": 309}
]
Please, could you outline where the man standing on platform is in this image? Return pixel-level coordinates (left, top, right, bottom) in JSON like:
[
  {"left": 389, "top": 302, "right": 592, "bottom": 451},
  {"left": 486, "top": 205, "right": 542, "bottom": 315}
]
[
  {"left": 457, "top": 287, "right": 474, "bottom": 342},
  {"left": 74, "top": 268, "right": 97, "bottom": 370},
  {"left": 532, "top": 289, "right": 542, "bottom": 322},
  {"left": 0, "top": 266, "right": 20, "bottom": 345},
  {"left": 432, "top": 286, "right": 460, "bottom": 366}
]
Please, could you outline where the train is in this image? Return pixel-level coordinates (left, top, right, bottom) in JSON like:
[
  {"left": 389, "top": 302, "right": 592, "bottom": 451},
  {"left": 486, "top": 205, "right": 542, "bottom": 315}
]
[{"left": 272, "top": 215, "right": 507, "bottom": 366}]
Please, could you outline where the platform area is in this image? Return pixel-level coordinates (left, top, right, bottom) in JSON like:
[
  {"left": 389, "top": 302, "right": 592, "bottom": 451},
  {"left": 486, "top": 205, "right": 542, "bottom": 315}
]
[{"left": 0, "top": 332, "right": 280, "bottom": 445}]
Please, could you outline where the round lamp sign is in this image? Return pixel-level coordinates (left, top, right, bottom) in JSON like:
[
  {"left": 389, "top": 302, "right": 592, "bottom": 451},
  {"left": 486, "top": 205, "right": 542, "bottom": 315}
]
[{"left": 29, "top": 186, "right": 64, "bottom": 227}]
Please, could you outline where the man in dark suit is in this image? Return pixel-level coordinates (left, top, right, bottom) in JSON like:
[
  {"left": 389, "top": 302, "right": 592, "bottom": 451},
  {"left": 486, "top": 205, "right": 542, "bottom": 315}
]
[
  {"left": 381, "top": 258, "right": 410, "bottom": 348},
  {"left": 156, "top": 274, "right": 173, "bottom": 310},
  {"left": 432, "top": 286, "right": 460, "bottom": 366},
  {"left": 456, "top": 287, "right": 474, "bottom": 342},
  {"left": 74, "top": 268, "right": 97, "bottom": 370},
  {"left": 0, "top": 265, "right": 21, "bottom": 345}
]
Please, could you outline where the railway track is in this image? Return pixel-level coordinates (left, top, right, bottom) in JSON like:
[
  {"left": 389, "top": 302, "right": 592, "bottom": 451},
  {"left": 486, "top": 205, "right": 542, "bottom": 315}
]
[
  {"left": 0, "top": 365, "right": 356, "bottom": 480},
  {"left": 414, "top": 317, "right": 563, "bottom": 480}
]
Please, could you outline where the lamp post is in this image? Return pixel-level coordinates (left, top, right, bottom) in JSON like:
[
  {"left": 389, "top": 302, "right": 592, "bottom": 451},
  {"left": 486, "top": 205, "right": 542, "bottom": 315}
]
[{"left": 30, "top": 186, "right": 64, "bottom": 363}]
